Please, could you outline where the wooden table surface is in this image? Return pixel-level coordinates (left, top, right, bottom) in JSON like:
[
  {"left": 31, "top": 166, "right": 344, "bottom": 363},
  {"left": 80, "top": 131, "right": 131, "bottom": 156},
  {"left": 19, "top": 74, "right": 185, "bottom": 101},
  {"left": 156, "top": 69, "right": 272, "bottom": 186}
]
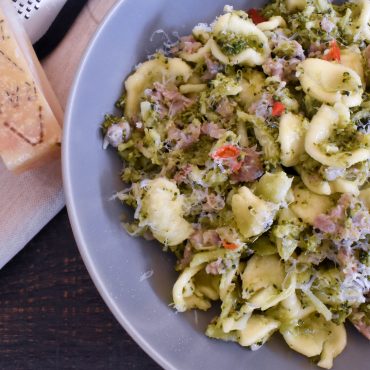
[
  {"left": 0, "top": 208, "right": 161, "bottom": 370},
  {"left": 0, "top": 1, "right": 161, "bottom": 368}
]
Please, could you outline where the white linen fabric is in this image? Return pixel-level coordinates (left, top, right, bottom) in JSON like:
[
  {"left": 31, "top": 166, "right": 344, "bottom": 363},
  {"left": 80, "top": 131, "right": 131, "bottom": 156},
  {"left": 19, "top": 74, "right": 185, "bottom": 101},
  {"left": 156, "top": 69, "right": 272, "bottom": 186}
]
[{"left": 0, "top": 159, "right": 64, "bottom": 268}]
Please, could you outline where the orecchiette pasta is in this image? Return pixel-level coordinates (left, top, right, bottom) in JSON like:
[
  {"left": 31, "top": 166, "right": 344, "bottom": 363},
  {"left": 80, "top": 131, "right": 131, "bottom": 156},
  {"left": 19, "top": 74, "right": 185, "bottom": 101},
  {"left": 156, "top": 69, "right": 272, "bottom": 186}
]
[
  {"left": 242, "top": 254, "right": 284, "bottom": 299},
  {"left": 237, "top": 69, "right": 265, "bottom": 109},
  {"left": 305, "top": 104, "right": 370, "bottom": 168},
  {"left": 194, "top": 270, "right": 220, "bottom": 300},
  {"left": 290, "top": 184, "right": 334, "bottom": 225},
  {"left": 297, "top": 166, "right": 332, "bottom": 195},
  {"left": 340, "top": 47, "right": 365, "bottom": 83},
  {"left": 278, "top": 293, "right": 315, "bottom": 323},
  {"left": 282, "top": 315, "right": 346, "bottom": 369},
  {"left": 297, "top": 58, "right": 363, "bottom": 108},
  {"left": 285, "top": 0, "right": 307, "bottom": 12},
  {"left": 232, "top": 186, "right": 278, "bottom": 238},
  {"left": 179, "top": 39, "right": 212, "bottom": 63},
  {"left": 297, "top": 166, "right": 361, "bottom": 196},
  {"left": 257, "top": 16, "right": 287, "bottom": 31},
  {"left": 359, "top": 187, "right": 370, "bottom": 209},
  {"left": 353, "top": 0, "right": 370, "bottom": 42},
  {"left": 125, "top": 58, "right": 192, "bottom": 119},
  {"left": 221, "top": 302, "right": 254, "bottom": 333},
  {"left": 210, "top": 12, "right": 270, "bottom": 66},
  {"left": 278, "top": 113, "right": 307, "bottom": 167},
  {"left": 254, "top": 171, "right": 293, "bottom": 204},
  {"left": 238, "top": 314, "right": 280, "bottom": 347},
  {"left": 329, "top": 178, "right": 360, "bottom": 196},
  {"left": 139, "top": 177, "right": 193, "bottom": 246},
  {"left": 179, "top": 83, "right": 207, "bottom": 94},
  {"left": 240, "top": 254, "right": 296, "bottom": 310},
  {"left": 172, "top": 263, "right": 210, "bottom": 312},
  {"left": 317, "top": 323, "right": 347, "bottom": 369}
]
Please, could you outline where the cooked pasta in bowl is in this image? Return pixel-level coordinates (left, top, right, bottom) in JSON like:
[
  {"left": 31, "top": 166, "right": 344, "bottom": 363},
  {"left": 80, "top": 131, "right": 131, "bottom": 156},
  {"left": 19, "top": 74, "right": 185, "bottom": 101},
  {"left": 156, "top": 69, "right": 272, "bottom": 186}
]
[
  {"left": 64, "top": 0, "right": 370, "bottom": 369},
  {"left": 101, "top": 0, "right": 370, "bottom": 367}
]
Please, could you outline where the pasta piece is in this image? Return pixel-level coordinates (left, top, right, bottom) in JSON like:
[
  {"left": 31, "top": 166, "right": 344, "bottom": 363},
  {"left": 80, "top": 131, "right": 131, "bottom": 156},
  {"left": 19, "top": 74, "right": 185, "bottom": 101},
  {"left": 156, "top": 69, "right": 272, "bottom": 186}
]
[
  {"left": 194, "top": 270, "right": 220, "bottom": 301},
  {"left": 297, "top": 58, "right": 363, "bottom": 107},
  {"left": 353, "top": 0, "right": 370, "bottom": 42},
  {"left": 248, "top": 285, "right": 277, "bottom": 307},
  {"left": 174, "top": 251, "right": 229, "bottom": 312},
  {"left": 218, "top": 290, "right": 235, "bottom": 322},
  {"left": 305, "top": 104, "right": 370, "bottom": 168},
  {"left": 232, "top": 187, "right": 278, "bottom": 238},
  {"left": 238, "top": 314, "right": 280, "bottom": 348},
  {"left": 297, "top": 166, "right": 332, "bottom": 195},
  {"left": 285, "top": 0, "right": 307, "bottom": 12},
  {"left": 242, "top": 255, "right": 295, "bottom": 310},
  {"left": 222, "top": 302, "right": 254, "bottom": 333},
  {"left": 278, "top": 113, "right": 307, "bottom": 167},
  {"left": 282, "top": 315, "right": 346, "bottom": 369},
  {"left": 359, "top": 187, "right": 370, "bottom": 210},
  {"left": 242, "top": 254, "right": 284, "bottom": 296},
  {"left": 340, "top": 47, "right": 365, "bottom": 83},
  {"left": 254, "top": 171, "right": 293, "bottom": 204},
  {"left": 251, "top": 235, "right": 277, "bottom": 256},
  {"left": 190, "top": 250, "right": 228, "bottom": 267},
  {"left": 278, "top": 293, "right": 315, "bottom": 322},
  {"left": 257, "top": 16, "right": 287, "bottom": 31},
  {"left": 172, "top": 264, "right": 210, "bottom": 312},
  {"left": 206, "top": 324, "right": 238, "bottom": 342},
  {"left": 237, "top": 69, "right": 265, "bottom": 109},
  {"left": 290, "top": 184, "right": 334, "bottom": 225},
  {"left": 179, "top": 39, "right": 212, "bottom": 62},
  {"left": 317, "top": 323, "right": 347, "bottom": 369},
  {"left": 329, "top": 178, "right": 359, "bottom": 196},
  {"left": 219, "top": 261, "right": 238, "bottom": 300},
  {"left": 210, "top": 12, "right": 270, "bottom": 66},
  {"left": 298, "top": 166, "right": 360, "bottom": 196},
  {"left": 179, "top": 83, "right": 207, "bottom": 94},
  {"left": 259, "top": 274, "right": 296, "bottom": 311},
  {"left": 125, "top": 57, "right": 192, "bottom": 119},
  {"left": 139, "top": 178, "right": 193, "bottom": 246}
]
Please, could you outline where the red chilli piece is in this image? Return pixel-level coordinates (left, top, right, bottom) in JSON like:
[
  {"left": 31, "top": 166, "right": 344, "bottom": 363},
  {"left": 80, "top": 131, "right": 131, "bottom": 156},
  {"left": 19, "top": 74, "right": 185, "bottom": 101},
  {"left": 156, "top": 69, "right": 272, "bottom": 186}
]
[
  {"left": 247, "top": 8, "right": 266, "bottom": 24},
  {"left": 271, "top": 101, "right": 285, "bottom": 117},
  {"left": 211, "top": 145, "right": 242, "bottom": 173},
  {"left": 223, "top": 241, "right": 238, "bottom": 250},
  {"left": 211, "top": 144, "right": 240, "bottom": 159},
  {"left": 322, "top": 40, "right": 341, "bottom": 62}
]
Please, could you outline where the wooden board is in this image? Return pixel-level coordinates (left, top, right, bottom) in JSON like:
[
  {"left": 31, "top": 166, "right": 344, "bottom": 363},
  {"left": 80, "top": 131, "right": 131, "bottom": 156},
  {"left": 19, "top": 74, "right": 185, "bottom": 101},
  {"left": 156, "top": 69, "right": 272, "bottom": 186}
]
[{"left": 42, "top": 0, "right": 117, "bottom": 107}]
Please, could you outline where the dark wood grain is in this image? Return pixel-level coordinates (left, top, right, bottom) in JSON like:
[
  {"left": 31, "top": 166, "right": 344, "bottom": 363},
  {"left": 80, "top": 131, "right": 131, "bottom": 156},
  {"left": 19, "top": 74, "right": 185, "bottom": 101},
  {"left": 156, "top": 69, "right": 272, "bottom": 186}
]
[{"left": 0, "top": 208, "right": 161, "bottom": 370}]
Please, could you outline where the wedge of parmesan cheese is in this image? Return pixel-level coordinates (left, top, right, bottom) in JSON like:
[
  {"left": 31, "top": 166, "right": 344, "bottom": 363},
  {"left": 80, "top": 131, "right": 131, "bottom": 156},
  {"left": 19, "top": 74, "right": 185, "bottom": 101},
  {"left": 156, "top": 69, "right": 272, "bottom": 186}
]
[{"left": 0, "top": 3, "right": 62, "bottom": 172}]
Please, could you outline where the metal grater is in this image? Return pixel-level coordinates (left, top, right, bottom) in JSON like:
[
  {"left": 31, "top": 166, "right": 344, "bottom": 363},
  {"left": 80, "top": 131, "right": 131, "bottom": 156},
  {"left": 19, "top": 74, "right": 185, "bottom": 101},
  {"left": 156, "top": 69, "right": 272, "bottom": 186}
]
[{"left": 11, "top": 0, "right": 67, "bottom": 44}]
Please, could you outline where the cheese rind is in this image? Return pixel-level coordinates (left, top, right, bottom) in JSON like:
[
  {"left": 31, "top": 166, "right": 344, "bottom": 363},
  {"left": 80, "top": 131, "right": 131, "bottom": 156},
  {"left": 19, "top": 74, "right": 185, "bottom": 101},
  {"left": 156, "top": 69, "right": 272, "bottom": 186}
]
[{"left": 0, "top": 5, "right": 62, "bottom": 172}]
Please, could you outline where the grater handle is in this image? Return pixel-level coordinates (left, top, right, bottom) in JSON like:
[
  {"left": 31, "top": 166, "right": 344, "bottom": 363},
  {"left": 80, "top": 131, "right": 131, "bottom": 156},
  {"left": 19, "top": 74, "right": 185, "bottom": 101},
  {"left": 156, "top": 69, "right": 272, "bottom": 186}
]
[{"left": 10, "top": 0, "right": 67, "bottom": 44}]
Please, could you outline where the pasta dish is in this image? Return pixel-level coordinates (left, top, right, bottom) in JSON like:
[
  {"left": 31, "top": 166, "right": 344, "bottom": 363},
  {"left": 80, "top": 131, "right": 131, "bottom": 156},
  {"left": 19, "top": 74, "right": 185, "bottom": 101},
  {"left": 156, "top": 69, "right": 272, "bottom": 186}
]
[{"left": 101, "top": 0, "right": 370, "bottom": 367}]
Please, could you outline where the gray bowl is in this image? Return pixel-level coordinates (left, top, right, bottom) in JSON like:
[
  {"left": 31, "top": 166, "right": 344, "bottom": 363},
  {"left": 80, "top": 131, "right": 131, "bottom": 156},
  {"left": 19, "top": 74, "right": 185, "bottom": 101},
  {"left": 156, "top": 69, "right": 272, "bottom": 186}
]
[{"left": 63, "top": 0, "right": 369, "bottom": 369}]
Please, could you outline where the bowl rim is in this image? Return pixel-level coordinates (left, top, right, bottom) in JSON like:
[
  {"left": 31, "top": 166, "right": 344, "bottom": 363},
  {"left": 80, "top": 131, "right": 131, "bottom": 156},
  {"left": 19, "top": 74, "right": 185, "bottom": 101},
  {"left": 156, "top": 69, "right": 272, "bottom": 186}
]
[{"left": 62, "top": 1, "right": 173, "bottom": 369}]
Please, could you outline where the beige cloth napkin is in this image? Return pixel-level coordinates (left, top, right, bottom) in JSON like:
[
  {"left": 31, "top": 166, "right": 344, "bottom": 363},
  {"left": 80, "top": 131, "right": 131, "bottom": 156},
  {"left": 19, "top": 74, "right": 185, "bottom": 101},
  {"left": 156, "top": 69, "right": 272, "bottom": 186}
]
[{"left": 0, "top": 0, "right": 116, "bottom": 269}]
